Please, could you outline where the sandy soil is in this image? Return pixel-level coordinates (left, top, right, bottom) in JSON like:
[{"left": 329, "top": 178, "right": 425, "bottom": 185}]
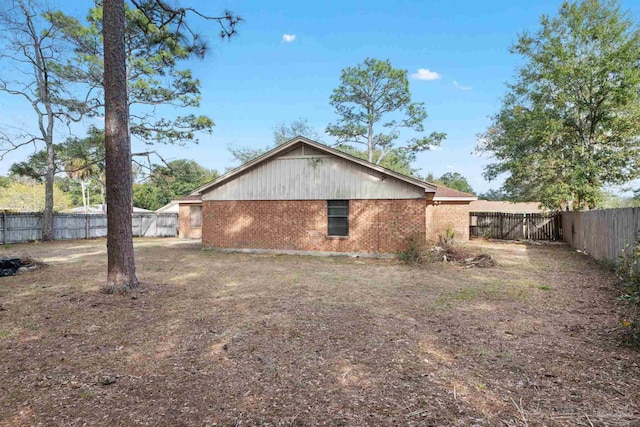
[{"left": 0, "top": 238, "right": 638, "bottom": 426}]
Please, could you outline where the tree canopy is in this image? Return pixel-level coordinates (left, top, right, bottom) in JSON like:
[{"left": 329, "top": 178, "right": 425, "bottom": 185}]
[
  {"left": 47, "top": 3, "right": 234, "bottom": 147},
  {"left": 426, "top": 172, "right": 475, "bottom": 194},
  {"left": 0, "top": 0, "right": 84, "bottom": 239},
  {"left": 477, "top": 188, "right": 509, "bottom": 201},
  {"left": 0, "top": 177, "right": 71, "bottom": 212},
  {"left": 477, "top": 0, "right": 640, "bottom": 210},
  {"left": 228, "top": 118, "right": 322, "bottom": 166},
  {"left": 133, "top": 159, "right": 218, "bottom": 210},
  {"left": 326, "top": 58, "right": 445, "bottom": 165}
]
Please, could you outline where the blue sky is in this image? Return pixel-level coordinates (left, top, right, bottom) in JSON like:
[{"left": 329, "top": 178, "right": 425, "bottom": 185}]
[{"left": 1, "top": 0, "right": 639, "bottom": 194}]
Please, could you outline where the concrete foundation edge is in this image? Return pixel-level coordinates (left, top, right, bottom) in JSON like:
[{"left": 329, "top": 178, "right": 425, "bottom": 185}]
[{"left": 202, "top": 246, "right": 396, "bottom": 259}]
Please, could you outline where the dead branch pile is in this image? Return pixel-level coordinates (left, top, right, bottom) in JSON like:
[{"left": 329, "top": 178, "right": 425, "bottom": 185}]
[{"left": 432, "top": 244, "right": 497, "bottom": 268}]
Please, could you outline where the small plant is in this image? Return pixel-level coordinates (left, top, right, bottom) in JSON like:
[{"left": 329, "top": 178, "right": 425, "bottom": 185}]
[
  {"left": 439, "top": 228, "right": 456, "bottom": 246},
  {"left": 397, "top": 233, "right": 429, "bottom": 265},
  {"left": 539, "top": 285, "right": 551, "bottom": 291},
  {"left": 616, "top": 237, "right": 640, "bottom": 346}
]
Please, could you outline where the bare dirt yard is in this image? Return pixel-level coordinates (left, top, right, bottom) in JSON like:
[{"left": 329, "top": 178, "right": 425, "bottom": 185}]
[{"left": 0, "top": 238, "right": 639, "bottom": 426}]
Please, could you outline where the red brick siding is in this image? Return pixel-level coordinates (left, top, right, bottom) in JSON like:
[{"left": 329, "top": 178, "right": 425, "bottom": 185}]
[
  {"left": 202, "top": 199, "right": 426, "bottom": 254},
  {"left": 178, "top": 203, "right": 202, "bottom": 239},
  {"left": 425, "top": 201, "right": 470, "bottom": 242}
]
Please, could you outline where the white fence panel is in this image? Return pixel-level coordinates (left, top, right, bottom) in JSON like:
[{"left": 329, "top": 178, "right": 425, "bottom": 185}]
[
  {"left": 0, "top": 212, "right": 178, "bottom": 244},
  {"left": 562, "top": 208, "right": 640, "bottom": 269}
]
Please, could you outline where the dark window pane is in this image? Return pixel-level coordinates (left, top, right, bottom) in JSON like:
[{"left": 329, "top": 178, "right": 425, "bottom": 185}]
[
  {"left": 327, "top": 200, "right": 349, "bottom": 236},
  {"left": 328, "top": 207, "right": 348, "bottom": 217},
  {"left": 328, "top": 218, "right": 348, "bottom": 236}
]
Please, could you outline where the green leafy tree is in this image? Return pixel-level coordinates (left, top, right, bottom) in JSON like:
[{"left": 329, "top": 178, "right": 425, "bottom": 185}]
[
  {"left": 326, "top": 58, "right": 445, "bottom": 164},
  {"left": 228, "top": 117, "right": 421, "bottom": 177},
  {"left": 133, "top": 159, "right": 218, "bottom": 210},
  {"left": 0, "top": 177, "right": 71, "bottom": 212},
  {"left": 98, "top": 0, "right": 239, "bottom": 293},
  {"left": 65, "top": 128, "right": 106, "bottom": 209},
  {"left": 477, "top": 0, "right": 640, "bottom": 210},
  {"left": 601, "top": 193, "right": 640, "bottom": 208},
  {"left": 477, "top": 188, "right": 509, "bottom": 201},
  {"left": 0, "top": 0, "right": 86, "bottom": 240},
  {"left": 336, "top": 144, "right": 419, "bottom": 177},
  {"left": 9, "top": 150, "right": 59, "bottom": 182},
  {"left": 273, "top": 118, "right": 323, "bottom": 146},
  {"left": 434, "top": 172, "right": 474, "bottom": 194},
  {"left": 426, "top": 172, "right": 475, "bottom": 194},
  {"left": 47, "top": 3, "right": 240, "bottom": 147},
  {"left": 228, "top": 117, "right": 322, "bottom": 165},
  {"left": 10, "top": 128, "right": 106, "bottom": 210}
]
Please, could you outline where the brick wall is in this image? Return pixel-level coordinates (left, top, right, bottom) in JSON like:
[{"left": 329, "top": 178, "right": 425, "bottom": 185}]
[
  {"left": 178, "top": 204, "right": 202, "bottom": 239},
  {"left": 202, "top": 199, "right": 426, "bottom": 254},
  {"left": 425, "top": 201, "right": 470, "bottom": 242}
]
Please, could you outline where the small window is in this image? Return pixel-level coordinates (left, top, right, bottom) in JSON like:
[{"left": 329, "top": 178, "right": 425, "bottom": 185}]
[
  {"left": 327, "top": 200, "right": 349, "bottom": 236},
  {"left": 190, "top": 205, "right": 202, "bottom": 228}
]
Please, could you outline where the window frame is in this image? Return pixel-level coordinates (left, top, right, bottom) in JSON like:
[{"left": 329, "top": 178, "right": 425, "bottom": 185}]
[
  {"left": 327, "top": 200, "right": 349, "bottom": 237},
  {"left": 189, "top": 205, "right": 203, "bottom": 228}
]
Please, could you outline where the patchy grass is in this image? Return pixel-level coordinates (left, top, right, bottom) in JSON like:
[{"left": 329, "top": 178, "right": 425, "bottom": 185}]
[{"left": 0, "top": 238, "right": 638, "bottom": 426}]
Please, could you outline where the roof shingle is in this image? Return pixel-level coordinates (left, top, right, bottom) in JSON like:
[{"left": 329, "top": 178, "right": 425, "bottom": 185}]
[{"left": 427, "top": 183, "right": 476, "bottom": 198}]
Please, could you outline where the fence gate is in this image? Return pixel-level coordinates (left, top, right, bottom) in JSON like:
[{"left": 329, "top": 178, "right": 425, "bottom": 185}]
[{"left": 470, "top": 212, "right": 562, "bottom": 241}]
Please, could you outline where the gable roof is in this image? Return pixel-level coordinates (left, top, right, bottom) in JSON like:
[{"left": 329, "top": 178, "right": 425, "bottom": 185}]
[
  {"left": 155, "top": 194, "right": 202, "bottom": 213},
  {"left": 192, "top": 136, "right": 440, "bottom": 196},
  {"left": 429, "top": 183, "right": 477, "bottom": 201}
]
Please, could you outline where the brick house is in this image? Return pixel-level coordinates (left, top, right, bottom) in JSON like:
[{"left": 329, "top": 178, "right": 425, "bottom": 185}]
[
  {"left": 191, "top": 137, "right": 476, "bottom": 254},
  {"left": 156, "top": 195, "right": 203, "bottom": 239}
]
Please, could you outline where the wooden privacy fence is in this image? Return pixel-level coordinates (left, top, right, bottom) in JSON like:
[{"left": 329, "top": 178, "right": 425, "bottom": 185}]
[
  {"left": 470, "top": 212, "right": 562, "bottom": 241},
  {"left": 0, "top": 212, "right": 178, "bottom": 244},
  {"left": 562, "top": 208, "right": 640, "bottom": 267}
]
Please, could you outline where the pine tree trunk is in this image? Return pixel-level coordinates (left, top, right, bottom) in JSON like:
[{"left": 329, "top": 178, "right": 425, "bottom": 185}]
[{"left": 102, "top": 0, "right": 139, "bottom": 293}]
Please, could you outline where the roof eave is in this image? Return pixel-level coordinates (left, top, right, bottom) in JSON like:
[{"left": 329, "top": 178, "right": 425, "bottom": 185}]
[
  {"left": 433, "top": 196, "right": 478, "bottom": 202},
  {"left": 191, "top": 136, "right": 437, "bottom": 195}
]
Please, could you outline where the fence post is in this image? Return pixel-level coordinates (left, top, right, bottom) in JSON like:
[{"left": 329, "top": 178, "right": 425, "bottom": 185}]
[
  {"left": 85, "top": 214, "right": 89, "bottom": 239},
  {"left": 2, "top": 210, "right": 6, "bottom": 245}
]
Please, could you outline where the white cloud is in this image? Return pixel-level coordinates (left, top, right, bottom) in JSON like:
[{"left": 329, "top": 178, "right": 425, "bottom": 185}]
[
  {"left": 282, "top": 34, "right": 297, "bottom": 43},
  {"left": 411, "top": 68, "right": 441, "bottom": 81},
  {"left": 453, "top": 80, "right": 472, "bottom": 91},
  {"left": 446, "top": 165, "right": 454, "bottom": 169}
]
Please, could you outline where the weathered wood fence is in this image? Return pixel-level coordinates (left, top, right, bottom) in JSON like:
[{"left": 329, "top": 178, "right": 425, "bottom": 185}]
[
  {"left": 0, "top": 212, "right": 178, "bottom": 244},
  {"left": 562, "top": 208, "right": 640, "bottom": 267},
  {"left": 470, "top": 212, "right": 562, "bottom": 241}
]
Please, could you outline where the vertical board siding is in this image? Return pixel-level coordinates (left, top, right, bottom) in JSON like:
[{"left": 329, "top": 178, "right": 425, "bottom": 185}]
[
  {"left": 470, "top": 212, "right": 562, "bottom": 241},
  {"left": 203, "top": 156, "right": 426, "bottom": 201},
  {"left": 562, "top": 208, "right": 640, "bottom": 270},
  {"left": 0, "top": 212, "right": 178, "bottom": 244}
]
